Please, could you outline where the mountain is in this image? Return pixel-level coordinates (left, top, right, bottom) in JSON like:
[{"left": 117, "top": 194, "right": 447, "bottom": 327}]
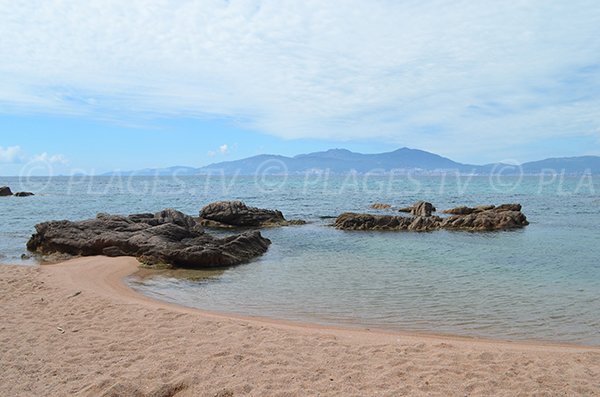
[
  {"left": 196, "top": 147, "right": 483, "bottom": 175},
  {"left": 99, "top": 148, "right": 600, "bottom": 176},
  {"left": 520, "top": 156, "right": 600, "bottom": 175}
]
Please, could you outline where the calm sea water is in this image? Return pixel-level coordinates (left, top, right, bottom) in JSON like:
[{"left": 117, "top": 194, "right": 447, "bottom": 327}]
[{"left": 1, "top": 174, "right": 599, "bottom": 344}]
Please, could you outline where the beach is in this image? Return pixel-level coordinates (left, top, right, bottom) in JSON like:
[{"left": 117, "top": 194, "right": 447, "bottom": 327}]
[{"left": 1, "top": 256, "right": 599, "bottom": 396}]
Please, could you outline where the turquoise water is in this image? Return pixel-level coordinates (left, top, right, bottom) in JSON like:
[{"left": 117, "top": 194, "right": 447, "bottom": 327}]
[{"left": 1, "top": 175, "right": 599, "bottom": 344}]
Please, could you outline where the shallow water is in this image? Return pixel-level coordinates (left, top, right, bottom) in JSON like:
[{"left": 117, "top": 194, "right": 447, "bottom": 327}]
[{"left": 1, "top": 174, "right": 599, "bottom": 344}]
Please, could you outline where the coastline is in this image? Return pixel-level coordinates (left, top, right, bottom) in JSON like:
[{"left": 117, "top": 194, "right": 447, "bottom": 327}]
[{"left": 1, "top": 256, "right": 599, "bottom": 396}]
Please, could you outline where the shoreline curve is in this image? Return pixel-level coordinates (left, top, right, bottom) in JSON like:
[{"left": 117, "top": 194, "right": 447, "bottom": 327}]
[
  {"left": 40, "top": 256, "right": 600, "bottom": 351},
  {"left": 1, "top": 256, "right": 599, "bottom": 396}
]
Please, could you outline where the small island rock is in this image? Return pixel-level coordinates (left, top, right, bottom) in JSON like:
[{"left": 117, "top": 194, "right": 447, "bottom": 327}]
[
  {"left": 0, "top": 186, "right": 13, "bottom": 196},
  {"left": 199, "top": 201, "right": 305, "bottom": 228}
]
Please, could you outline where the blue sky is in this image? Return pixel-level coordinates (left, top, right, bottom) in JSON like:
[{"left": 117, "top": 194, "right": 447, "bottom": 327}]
[{"left": 1, "top": 0, "right": 600, "bottom": 175}]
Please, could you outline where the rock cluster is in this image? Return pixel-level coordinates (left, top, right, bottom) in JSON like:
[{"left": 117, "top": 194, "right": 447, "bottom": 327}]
[
  {"left": 27, "top": 209, "right": 271, "bottom": 268},
  {"left": 335, "top": 202, "right": 528, "bottom": 232},
  {"left": 198, "top": 201, "right": 305, "bottom": 228},
  {"left": 0, "top": 186, "right": 34, "bottom": 197}
]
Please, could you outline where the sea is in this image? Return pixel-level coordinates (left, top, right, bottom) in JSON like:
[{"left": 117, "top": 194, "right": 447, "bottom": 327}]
[{"left": 1, "top": 173, "right": 599, "bottom": 344}]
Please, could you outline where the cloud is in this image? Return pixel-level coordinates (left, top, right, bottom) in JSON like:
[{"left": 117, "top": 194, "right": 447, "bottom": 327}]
[
  {"left": 0, "top": 1, "right": 599, "bottom": 160},
  {"left": 0, "top": 145, "right": 67, "bottom": 165},
  {"left": 0, "top": 145, "right": 24, "bottom": 163},
  {"left": 208, "top": 143, "right": 230, "bottom": 157},
  {"left": 31, "top": 152, "right": 68, "bottom": 164}
]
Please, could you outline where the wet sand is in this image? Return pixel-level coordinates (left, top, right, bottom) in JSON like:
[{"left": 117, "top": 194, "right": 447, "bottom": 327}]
[{"left": 1, "top": 256, "right": 599, "bottom": 396}]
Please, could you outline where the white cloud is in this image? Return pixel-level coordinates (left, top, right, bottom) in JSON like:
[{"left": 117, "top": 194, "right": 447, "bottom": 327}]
[
  {"left": 31, "top": 152, "right": 68, "bottom": 164},
  {"left": 0, "top": 1, "right": 599, "bottom": 161},
  {"left": 0, "top": 145, "right": 23, "bottom": 163},
  {"left": 208, "top": 143, "right": 230, "bottom": 157}
]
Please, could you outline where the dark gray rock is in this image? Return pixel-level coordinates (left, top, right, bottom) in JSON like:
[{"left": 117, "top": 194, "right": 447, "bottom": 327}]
[
  {"left": 26, "top": 209, "right": 271, "bottom": 268},
  {"left": 199, "top": 201, "right": 305, "bottom": 228},
  {"left": 0, "top": 186, "right": 13, "bottom": 196},
  {"left": 14, "top": 192, "right": 34, "bottom": 197},
  {"left": 336, "top": 203, "right": 528, "bottom": 232}
]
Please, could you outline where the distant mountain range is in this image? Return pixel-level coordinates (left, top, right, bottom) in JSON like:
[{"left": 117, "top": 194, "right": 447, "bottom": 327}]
[{"left": 101, "top": 148, "right": 600, "bottom": 176}]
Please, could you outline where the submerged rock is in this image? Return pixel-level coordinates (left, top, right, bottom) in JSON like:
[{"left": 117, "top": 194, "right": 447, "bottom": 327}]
[
  {"left": 335, "top": 203, "right": 528, "bottom": 232},
  {"left": 199, "top": 201, "right": 305, "bottom": 228},
  {"left": 14, "top": 192, "right": 34, "bottom": 197},
  {"left": 0, "top": 186, "right": 13, "bottom": 196},
  {"left": 26, "top": 209, "right": 271, "bottom": 268}
]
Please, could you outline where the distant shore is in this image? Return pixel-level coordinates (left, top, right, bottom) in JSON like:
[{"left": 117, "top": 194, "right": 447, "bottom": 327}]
[{"left": 1, "top": 256, "right": 599, "bottom": 396}]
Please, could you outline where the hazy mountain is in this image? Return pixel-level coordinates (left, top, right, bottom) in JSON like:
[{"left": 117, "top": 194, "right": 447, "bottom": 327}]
[
  {"left": 197, "top": 147, "right": 483, "bottom": 174},
  {"left": 520, "top": 156, "right": 600, "bottom": 174},
  {"left": 99, "top": 148, "right": 600, "bottom": 176}
]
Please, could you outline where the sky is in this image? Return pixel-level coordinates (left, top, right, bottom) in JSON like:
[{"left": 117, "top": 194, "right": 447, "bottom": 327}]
[{"left": 1, "top": 0, "right": 600, "bottom": 175}]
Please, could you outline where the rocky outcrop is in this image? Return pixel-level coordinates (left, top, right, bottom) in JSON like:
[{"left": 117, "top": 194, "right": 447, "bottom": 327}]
[
  {"left": 335, "top": 203, "right": 528, "bottom": 232},
  {"left": 443, "top": 204, "right": 495, "bottom": 215},
  {"left": 370, "top": 203, "right": 392, "bottom": 210},
  {"left": 14, "top": 192, "right": 34, "bottom": 197},
  {"left": 199, "top": 201, "right": 305, "bottom": 228},
  {"left": 440, "top": 210, "right": 527, "bottom": 231},
  {"left": 0, "top": 186, "right": 13, "bottom": 196},
  {"left": 335, "top": 213, "right": 442, "bottom": 232},
  {"left": 26, "top": 209, "right": 271, "bottom": 268},
  {"left": 411, "top": 201, "right": 435, "bottom": 217},
  {"left": 397, "top": 201, "right": 436, "bottom": 215}
]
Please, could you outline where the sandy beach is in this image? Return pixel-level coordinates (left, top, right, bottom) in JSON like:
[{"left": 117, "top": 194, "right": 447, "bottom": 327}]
[{"left": 1, "top": 256, "right": 599, "bottom": 397}]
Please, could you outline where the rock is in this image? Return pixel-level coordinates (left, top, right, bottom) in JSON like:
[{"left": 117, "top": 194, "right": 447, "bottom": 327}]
[
  {"left": 199, "top": 201, "right": 305, "bottom": 227},
  {"left": 14, "top": 192, "right": 34, "bottom": 197},
  {"left": 495, "top": 203, "right": 521, "bottom": 212},
  {"left": 26, "top": 209, "right": 271, "bottom": 269},
  {"left": 335, "top": 213, "right": 436, "bottom": 231},
  {"left": 443, "top": 205, "right": 495, "bottom": 215},
  {"left": 336, "top": 203, "right": 528, "bottom": 232},
  {"left": 0, "top": 186, "right": 13, "bottom": 196},
  {"left": 411, "top": 201, "right": 435, "bottom": 217},
  {"left": 443, "top": 206, "right": 475, "bottom": 215},
  {"left": 397, "top": 202, "right": 436, "bottom": 215},
  {"left": 408, "top": 215, "right": 443, "bottom": 231},
  {"left": 441, "top": 206, "right": 528, "bottom": 231},
  {"left": 370, "top": 203, "right": 392, "bottom": 210}
]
